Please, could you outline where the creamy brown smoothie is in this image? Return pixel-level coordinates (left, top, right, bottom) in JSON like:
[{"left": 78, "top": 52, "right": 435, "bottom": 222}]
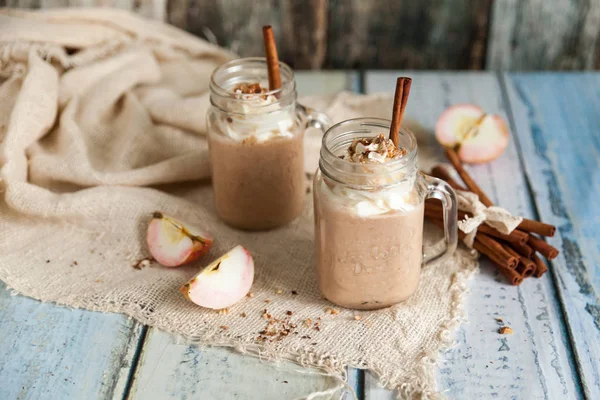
[
  {"left": 314, "top": 133, "right": 426, "bottom": 309},
  {"left": 314, "top": 193, "right": 424, "bottom": 309},
  {"left": 208, "top": 82, "right": 305, "bottom": 230}
]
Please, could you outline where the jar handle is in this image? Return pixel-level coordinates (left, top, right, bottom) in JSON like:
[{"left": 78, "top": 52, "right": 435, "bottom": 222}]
[
  {"left": 297, "top": 103, "right": 331, "bottom": 133},
  {"left": 421, "top": 172, "right": 458, "bottom": 266}
]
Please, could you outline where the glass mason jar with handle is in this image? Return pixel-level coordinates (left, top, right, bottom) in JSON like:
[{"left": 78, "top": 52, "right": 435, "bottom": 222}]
[
  {"left": 207, "top": 58, "right": 329, "bottom": 230},
  {"left": 313, "top": 118, "right": 458, "bottom": 309}
]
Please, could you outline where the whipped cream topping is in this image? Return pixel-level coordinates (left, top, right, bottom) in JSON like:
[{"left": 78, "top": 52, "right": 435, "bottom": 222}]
[
  {"left": 342, "top": 134, "right": 406, "bottom": 164},
  {"left": 215, "top": 82, "right": 296, "bottom": 143},
  {"left": 319, "top": 135, "right": 417, "bottom": 217},
  {"left": 319, "top": 174, "right": 419, "bottom": 217}
]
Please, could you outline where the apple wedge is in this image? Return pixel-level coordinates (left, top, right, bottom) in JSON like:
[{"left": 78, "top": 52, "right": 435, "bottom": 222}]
[
  {"left": 147, "top": 212, "right": 213, "bottom": 267},
  {"left": 180, "top": 245, "right": 254, "bottom": 309},
  {"left": 435, "top": 104, "right": 510, "bottom": 164}
]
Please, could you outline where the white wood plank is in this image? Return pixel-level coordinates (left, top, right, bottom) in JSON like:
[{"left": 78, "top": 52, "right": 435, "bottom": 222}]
[
  {"left": 0, "top": 282, "right": 143, "bottom": 400},
  {"left": 364, "top": 71, "right": 583, "bottom": 399},
  {"left": 129, "top": 329, "right": 345, "bottom": 400},
  {"left": 503, "top": 72, "right": 600, "bottom": 399},
  {"left": 128, "top": 71, "right": 362, "bottom": 400}
]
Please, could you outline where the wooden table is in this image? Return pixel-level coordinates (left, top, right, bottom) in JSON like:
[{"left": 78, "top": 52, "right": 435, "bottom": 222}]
[{"left": 1, "top": 72, "right": 598, "bottom": 399}]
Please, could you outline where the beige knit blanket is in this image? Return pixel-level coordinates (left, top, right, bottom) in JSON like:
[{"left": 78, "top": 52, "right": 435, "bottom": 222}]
[{"left": 0, "top": 9, "right": 478, "bottom": 399}]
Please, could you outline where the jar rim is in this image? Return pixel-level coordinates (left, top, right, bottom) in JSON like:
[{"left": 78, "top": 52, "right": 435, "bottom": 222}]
[
  {"left": 321, "top": 117, "right": 418, "bottom": 170},
  {"left": 209, "top": 57, "right": 296, "bottom": 100}
]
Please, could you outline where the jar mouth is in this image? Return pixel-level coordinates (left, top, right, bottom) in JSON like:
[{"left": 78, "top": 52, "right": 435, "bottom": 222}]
[
  {"left": 321, "top": 117, "right": 418, "bottom": 169},
  {"left": 318, "top": 118, "right": 419, "bottom": 190},
  {"left": 209, "top": 57, "right": 296, "bottom": 106}
]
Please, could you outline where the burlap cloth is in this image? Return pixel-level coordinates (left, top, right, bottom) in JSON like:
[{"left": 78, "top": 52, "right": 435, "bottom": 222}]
[{"left": 0, "top": 9, "right": 478, "bottom": 399}]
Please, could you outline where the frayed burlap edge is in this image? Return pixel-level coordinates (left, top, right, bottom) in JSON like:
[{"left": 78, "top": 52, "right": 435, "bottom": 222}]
[{"left": 0, "top": 255, "right": 478, "bottom": 400}]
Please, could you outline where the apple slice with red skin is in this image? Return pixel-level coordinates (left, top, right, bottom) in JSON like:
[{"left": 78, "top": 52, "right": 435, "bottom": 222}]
[
  {"left": 180, "top": 245, "right": 254, "bottom": 309},
  {"left": 147, "top": 212, "right": 213, "bottom": 267},
  {"left": 435, "top": 104, "right": 510, "bottom": 164}
]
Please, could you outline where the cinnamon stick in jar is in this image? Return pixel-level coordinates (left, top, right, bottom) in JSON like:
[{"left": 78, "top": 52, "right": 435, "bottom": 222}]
[
  {"left": 262, "top": 25, "right": 281, "bottom": 90},
  {"left": 389, "top": 77, "right": 412, "bottom": 146}
]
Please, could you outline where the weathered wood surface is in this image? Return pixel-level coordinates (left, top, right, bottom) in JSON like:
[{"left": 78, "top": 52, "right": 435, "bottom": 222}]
[
  {"left": 128, "top": 329, "right": 344, "bottom": 399},
  {"left": 487, "top": 0, "right": 600, "bottom": 70},
  {"left": 1, "top": 71, "right": 597, "bottom": 400},
  {"left": 0, "top": 282, "right": 143, "bottom": 400},
  {"left": 126, "top": 71, "right": 362, "bottom": 400},
  {"left": 5, "top": 0, "right": 600, "bottom": 70},
  {"left": 503, "top": 72, "right": 600, "bottom": 399},
  {"left": 325, "top": 0, "right": 492, "bottom": 70},
  {"left": 364, "top": 72, "right": 585, "bottom": 399}
]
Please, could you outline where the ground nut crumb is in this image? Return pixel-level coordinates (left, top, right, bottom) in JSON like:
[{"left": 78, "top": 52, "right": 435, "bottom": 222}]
[
  {"left": 276, "top": 289, "right": 283, "bottom": 295},
  {"left": 326, "top": 308, "right": 339, "bottom": 315},
  {"left": 220, "top": 325, "right": 228, "bottom": 330},
  {"left": 247, "top": 292, "right": 254, "bottom": 298},
  {"left": 498, "top": 326, "right": 513, "bottom": 335},
  {"left": 354, "top": 315, "right": 362, "bottom": 321},
  {"left": 218, "top": 308, "right": 229, "bottom": 315},
  {"left": 241, "top": 312, "right": 247, "bottom": 318},
  {"left": 264, "top": 299, "right": 271, "bottom": 304},
  {"left": 304, "top": 318, "right": 312, "bottom": 327}
]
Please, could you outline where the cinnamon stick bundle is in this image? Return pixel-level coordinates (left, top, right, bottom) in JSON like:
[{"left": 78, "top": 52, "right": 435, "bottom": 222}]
[
  {"left": 510, "top": 240, "right": 534, "bottom": 259},
  {"left": 424, "top": 201, "right": 528, "bottom": 245},
  {"left": 528, "top": 235, "right": 559, "bottom": 260},
  {"left": 426, "top": 208, "right": 517, "bottom": 269},
  {"left": 444, "top": 148, "right": 493, "bottom": 206},
  {"left": 428, "top": 217, "right": 523, "bottom": 285},
  {"left": 476, "top": 237, "right": 523, "bottom": 285},
  {"left": 427, "top": 155, "right": 555, "bottom": 283},
  {"left": 444, "top": 148, "right": 557, "bottom": 238},
  {"left": 532, "top": 254, "right": 549, "bottom": 278},
  {"left": 475, "top": 233, "right": 519, "bottom": 269},
  {"left": 505, "top": 245, "right": 535, "bottom": 278},
  {"left": 517, "top": 261, "right": 535, "bottom": 278},
  {"left": 479, "top": 225, "right": 529, "bottom": 246},
  {"left": 430, "top": 165, "right": 467, "bottom": 191}
]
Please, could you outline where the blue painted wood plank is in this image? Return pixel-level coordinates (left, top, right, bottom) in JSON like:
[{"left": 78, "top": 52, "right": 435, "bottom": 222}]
[
  {"left": 364, "top": 71, "right": 583, "bottom": 399},
  {"left": 504, "top": 72, "right": 600, "bottom": 399},
  {"left": 128, "top": 71, "right": 363, "bottom": 400},
  {"left": 0, "top": 282, "right": 143, "bottom": 400}
]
